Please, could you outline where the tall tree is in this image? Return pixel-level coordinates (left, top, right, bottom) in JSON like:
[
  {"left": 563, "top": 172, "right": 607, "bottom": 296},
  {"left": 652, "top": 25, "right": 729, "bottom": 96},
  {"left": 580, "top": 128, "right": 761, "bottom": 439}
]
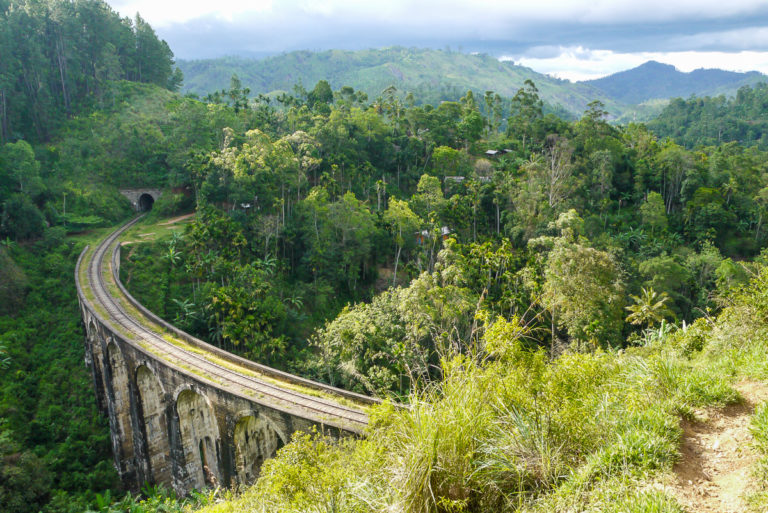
[
  {"left": 384, "top": 198, "right": 420, "bottom": 286},
  {"left": 508, "top": 79, "right": 543, "bottom": 153}
]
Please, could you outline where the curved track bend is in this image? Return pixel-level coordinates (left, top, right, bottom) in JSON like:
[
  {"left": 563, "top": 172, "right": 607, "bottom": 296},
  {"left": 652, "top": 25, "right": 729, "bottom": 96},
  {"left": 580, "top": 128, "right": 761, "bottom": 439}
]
[{"left": 78, "top": 217, "right": 374, "bottom": 433}]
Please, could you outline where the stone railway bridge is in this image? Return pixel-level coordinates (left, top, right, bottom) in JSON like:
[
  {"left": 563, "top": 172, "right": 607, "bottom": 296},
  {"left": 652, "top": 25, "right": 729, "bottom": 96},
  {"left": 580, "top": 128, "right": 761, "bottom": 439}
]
[{"left": 76, "top": 217, "right": 377, "bottom": 494}]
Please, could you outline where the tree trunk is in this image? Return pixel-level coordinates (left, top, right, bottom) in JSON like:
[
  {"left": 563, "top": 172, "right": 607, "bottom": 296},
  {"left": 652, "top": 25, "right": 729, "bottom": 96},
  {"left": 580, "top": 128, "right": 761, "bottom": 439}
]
[
  {"left": 393, "top": 244, "right": 401, "bottom": 287},
  {"left": 428, "top": 233, "right": 438, "bottom": 273},
  {"left": 0, "top": 89, "right": 7, "bottom": 143},
  {"left": 550, "top": 308, "right": 556, "bottom": 356},
  {"left": 56, "top": 35, "right": 70, "bottom": 114}
]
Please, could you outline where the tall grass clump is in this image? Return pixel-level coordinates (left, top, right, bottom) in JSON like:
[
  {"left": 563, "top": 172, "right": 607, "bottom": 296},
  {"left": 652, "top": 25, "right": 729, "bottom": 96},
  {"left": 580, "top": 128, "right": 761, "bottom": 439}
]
[
  {"left": 668, "top": 265, "right": 768, "bottom": 383},
  {"left": 747, "top": 403, "right": 768, "bottom": 511},
  {"left": 194, "top": 429, "right": 393, "bottom": 513}
]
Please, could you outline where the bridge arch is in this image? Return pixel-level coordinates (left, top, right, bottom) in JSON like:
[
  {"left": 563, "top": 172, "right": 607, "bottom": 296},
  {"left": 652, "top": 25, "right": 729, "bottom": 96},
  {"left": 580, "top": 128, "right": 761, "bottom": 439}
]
[
  {"left": 105, "top": 341, "right": 137, "bottom": 481},
  {"left": 175, "top": 387, "right": 222, "bottom": 489},
  {"left": 85, "top": 319, "right": 108, "bottom": 413},
  {"left": 233, "top": 411, "right": 286, "bottom": 485},
  {"left": 135, "top": 364, "right": 171, "bottom": 484}
]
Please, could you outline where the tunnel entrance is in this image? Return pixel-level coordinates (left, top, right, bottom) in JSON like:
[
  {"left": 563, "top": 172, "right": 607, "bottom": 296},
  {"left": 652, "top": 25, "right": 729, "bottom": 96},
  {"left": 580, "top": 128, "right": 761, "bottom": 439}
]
[{"left": 138, "top": 193, "right": 154, "bottom": 212}]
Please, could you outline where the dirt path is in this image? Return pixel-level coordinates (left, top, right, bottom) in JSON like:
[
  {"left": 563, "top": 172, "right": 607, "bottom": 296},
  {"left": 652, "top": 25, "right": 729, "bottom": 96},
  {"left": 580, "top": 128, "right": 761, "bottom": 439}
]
[
  {"left": 672, "top": 381, "right": 768, "bottom": 512},
  {"left": 159, "top": 213, "right": 194, "bottom": 225}
]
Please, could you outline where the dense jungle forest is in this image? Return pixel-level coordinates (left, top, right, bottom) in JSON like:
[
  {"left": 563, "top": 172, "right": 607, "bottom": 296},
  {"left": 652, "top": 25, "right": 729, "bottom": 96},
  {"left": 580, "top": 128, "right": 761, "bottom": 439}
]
[{"left": 4, "top": 1, "right": 768, "bottom": 512}]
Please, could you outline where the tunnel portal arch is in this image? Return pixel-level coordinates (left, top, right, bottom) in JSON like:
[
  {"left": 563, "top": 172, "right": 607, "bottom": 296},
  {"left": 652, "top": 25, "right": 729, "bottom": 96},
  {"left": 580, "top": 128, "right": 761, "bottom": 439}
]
[
  {"left": 119, "top": 188, "right": 162, "bottom": 212},
  {"left": 138, "top": 193, "right": 155, "bottom": 212}
]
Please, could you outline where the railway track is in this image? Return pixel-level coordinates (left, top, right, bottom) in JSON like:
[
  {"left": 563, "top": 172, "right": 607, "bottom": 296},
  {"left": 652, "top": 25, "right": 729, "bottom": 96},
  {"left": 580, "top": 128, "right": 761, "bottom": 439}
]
[{"left": 82, "top": 217, "right": 371, "bottom": 432}]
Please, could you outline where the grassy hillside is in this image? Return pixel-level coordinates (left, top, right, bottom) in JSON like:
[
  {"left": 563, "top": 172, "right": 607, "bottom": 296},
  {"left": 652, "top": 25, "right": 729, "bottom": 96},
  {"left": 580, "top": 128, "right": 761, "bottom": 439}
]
[{"left": 178, "top": 47, "right": 624, "bottom": 116}]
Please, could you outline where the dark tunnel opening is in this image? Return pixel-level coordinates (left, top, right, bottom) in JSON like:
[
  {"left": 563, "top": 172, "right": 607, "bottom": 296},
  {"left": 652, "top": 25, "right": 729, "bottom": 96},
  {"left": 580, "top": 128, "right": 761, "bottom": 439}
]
[{"left": 138, "top": 193, "right": 154, "bottom": 212}]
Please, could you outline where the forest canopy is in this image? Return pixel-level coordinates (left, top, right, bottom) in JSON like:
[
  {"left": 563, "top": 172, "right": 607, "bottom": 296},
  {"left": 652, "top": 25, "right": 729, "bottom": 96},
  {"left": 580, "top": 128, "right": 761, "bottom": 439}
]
[
  {"left": 0, "top": 0, "right": 181, "bottom": 143},
  {"left": 3, "top": 3, "right": 768, "bottom": 509}
]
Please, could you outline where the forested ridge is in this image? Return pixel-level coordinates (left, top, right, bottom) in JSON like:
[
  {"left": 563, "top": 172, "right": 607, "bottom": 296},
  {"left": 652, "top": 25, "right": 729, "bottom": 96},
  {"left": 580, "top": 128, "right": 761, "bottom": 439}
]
[
  {"left": 177, "top": 48, "right": 620, "bottom": 121},
  {"left": 177, "top": 49, "right": 767, "bottom": 122},
  {"left": 584, "top": 60, "right": 764, "bottom": 105},
  {"left": 0, "top": 0, "right": 181, "bottom": 143},
  {"left": 3, "top": 1, "right": 768, "bottom": 511},
  {"left": 650, "top": 82, "right": 768, "bottom": 149}
]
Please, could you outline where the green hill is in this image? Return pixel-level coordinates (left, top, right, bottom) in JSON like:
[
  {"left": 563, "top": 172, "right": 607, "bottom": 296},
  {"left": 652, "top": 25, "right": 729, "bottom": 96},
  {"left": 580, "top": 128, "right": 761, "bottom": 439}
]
[
  {"left": 178, "top": 50, "right": 768, "bottom": 122},
  {"left": 177, "top": 47, "right": 624, "bottom": 116},
  {"left": 585, "top": 60, "right": 766, "bottom": 105}
]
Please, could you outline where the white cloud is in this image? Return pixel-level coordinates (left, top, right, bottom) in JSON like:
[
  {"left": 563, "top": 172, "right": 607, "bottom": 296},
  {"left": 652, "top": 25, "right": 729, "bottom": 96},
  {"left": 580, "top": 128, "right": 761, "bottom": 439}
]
[
  {"left": 671, "top": 27, "right": 768, "bottom": 50},
  {"left": 107, "top": 0, "right": 768, "bottom": 61},
  {"left": 109, "top": 0, "right": 273, "bottom": 26},
  {"left": 504, "top": 47, "right": 768, "bottom": 81},
  {"left": 109, "top": 0, "right": 768, "bottom": 28}
]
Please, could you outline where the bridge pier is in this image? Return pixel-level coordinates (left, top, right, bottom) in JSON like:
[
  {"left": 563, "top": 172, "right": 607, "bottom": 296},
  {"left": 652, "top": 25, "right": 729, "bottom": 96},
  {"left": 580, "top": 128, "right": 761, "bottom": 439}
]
[{"left": 135, "top": 365, "right": 173, "bottom": 485}]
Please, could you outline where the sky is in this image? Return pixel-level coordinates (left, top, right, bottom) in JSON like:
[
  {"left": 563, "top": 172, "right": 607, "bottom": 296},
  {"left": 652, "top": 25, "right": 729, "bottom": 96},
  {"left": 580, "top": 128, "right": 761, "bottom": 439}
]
[{"left": 108, "top": 0, "right": 768, "bottom": 81}]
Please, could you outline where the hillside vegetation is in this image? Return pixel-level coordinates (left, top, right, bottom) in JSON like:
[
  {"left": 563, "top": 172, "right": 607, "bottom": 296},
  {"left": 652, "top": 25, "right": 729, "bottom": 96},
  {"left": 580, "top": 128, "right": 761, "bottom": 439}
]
[
  {"left": 0, "top": 2, "right": 204, "bottom": 511},
  {"left": 195, "top": 274, "right": 768, "bottom": 512},
  {"left": 649, "top": 83, "right": 768, "bottom": 149},
  {"left": 107, "top": 63, "right": 768, "bottom": 513}
]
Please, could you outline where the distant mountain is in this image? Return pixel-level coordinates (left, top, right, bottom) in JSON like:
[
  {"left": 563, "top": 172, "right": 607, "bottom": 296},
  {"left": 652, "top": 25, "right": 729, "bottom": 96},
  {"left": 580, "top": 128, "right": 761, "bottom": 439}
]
[
  {"left": 585, "top": 61, "right": 766, "bottom": 105},
  {"left": 177, "top": 50, "right": 768, "bottom": 121},
  {"left": 177, "top": 47, "right": 622, "bottom": 117}
]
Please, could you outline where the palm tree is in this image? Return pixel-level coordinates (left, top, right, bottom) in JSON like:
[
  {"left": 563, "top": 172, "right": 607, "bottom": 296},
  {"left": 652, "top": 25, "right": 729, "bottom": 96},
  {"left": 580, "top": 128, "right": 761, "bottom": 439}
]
[
  {"left": 164, "top": 245, "right": 182, "bottom": 267},
  {"left": 162, "top": 244, "right": 182, "bottom": 316},
  {"left": 172, "top": 298, "right": 197, "bottom": 330},
  {"left": 625, "top": 287, "right": 674, "bottom": 328}
]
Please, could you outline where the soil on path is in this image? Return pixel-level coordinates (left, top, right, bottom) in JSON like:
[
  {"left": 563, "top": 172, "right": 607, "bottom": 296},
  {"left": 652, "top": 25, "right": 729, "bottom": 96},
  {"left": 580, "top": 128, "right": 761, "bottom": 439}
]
[
  {"left": 672, "top": 381, "right": 768, "bottom": 513},
  {"left": 159, "top": 213, "right": 194, "bottom": 225}
]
